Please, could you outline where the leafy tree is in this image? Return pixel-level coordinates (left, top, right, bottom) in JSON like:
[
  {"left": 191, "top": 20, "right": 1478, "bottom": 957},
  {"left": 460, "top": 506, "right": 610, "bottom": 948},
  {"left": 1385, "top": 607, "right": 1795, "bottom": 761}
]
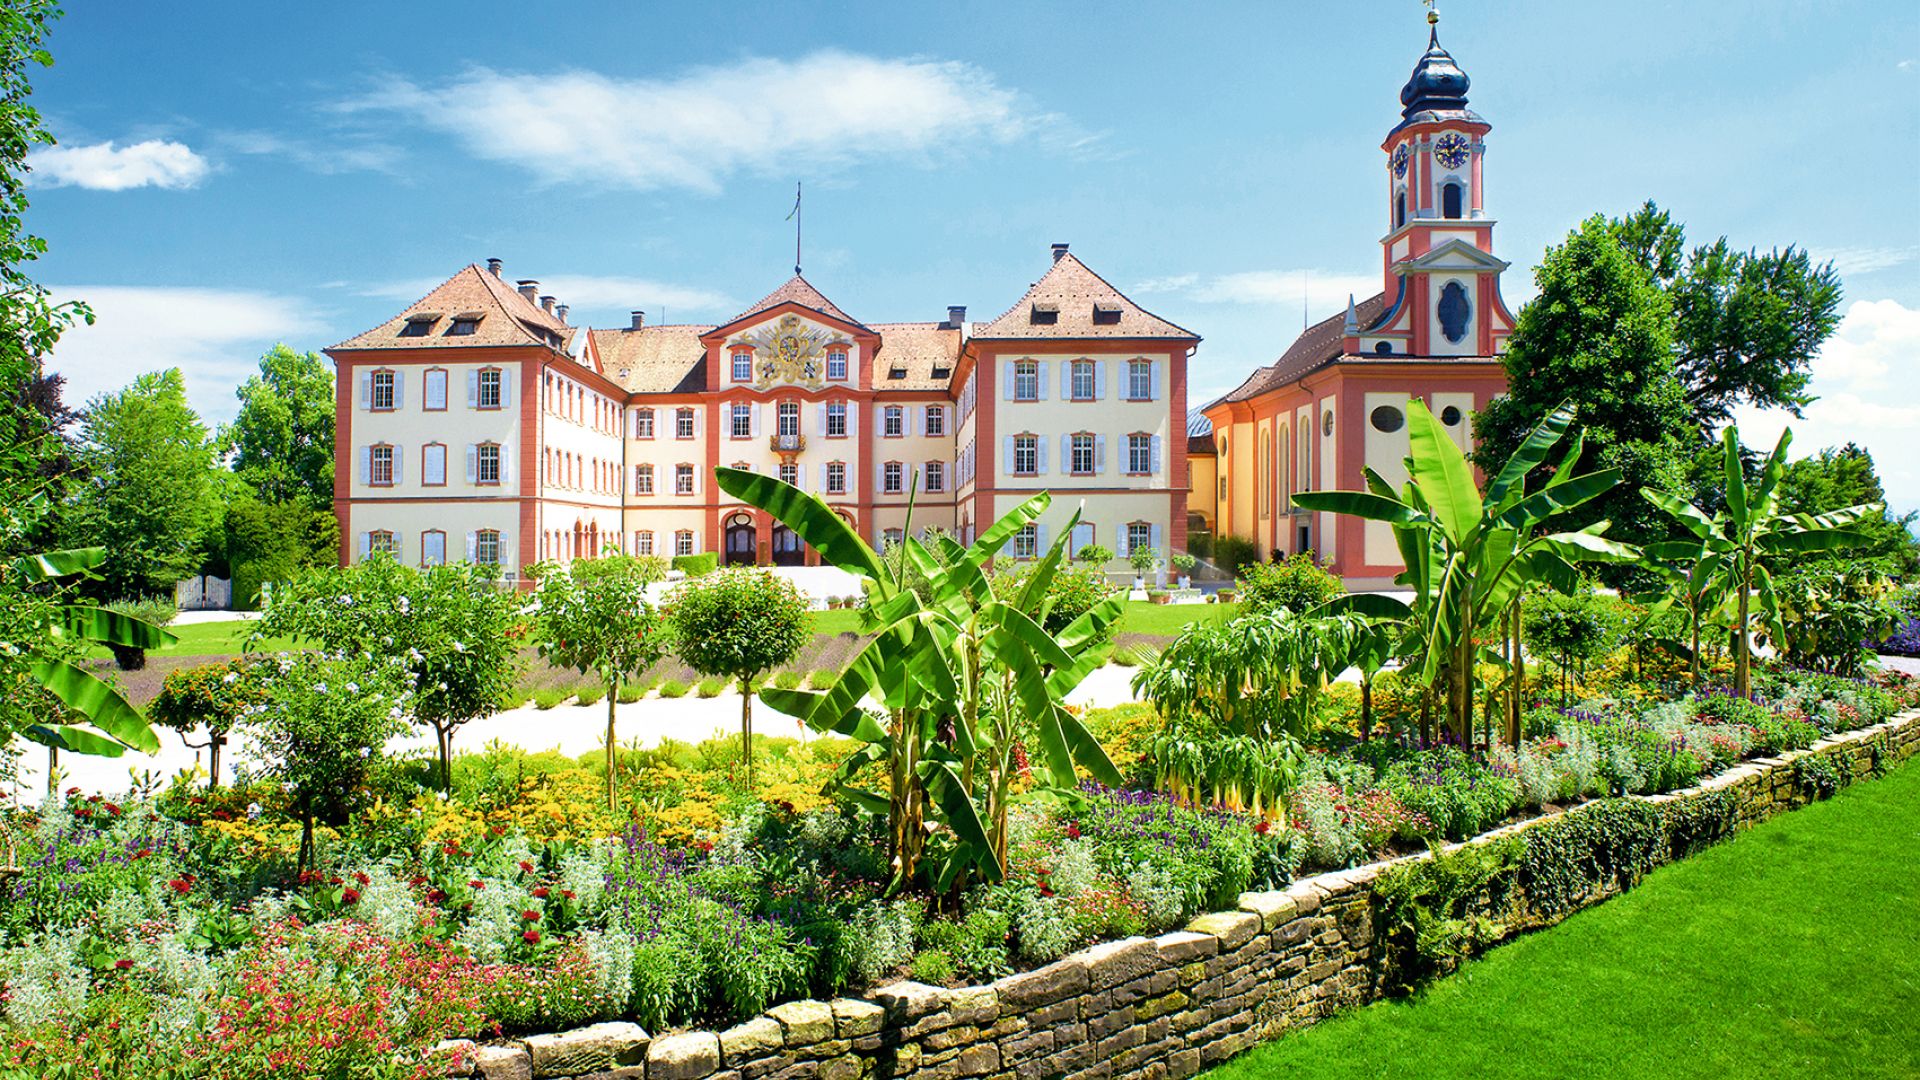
[
  {"left": 1299, "top": 402, "right": 1638, "bottom": 747},
  {"left": 667, "top": 568, "right": 812, "bottom": 789},
  {"left": 149, "top": 657, "right": 267, "bottom": 786},
  {"left": 1776, "top": 443, "right": 1918, "bottom": 577},
  {"left": 1608, "top": 201, "right": 1843, "bottom": 432},
  {"left": 993, "top": 559, "right": 1122, "bottom": 646},
  {"left": 529, "top": 555, "right": 671, "bottom": 807},
  {"left": 1642, "top": 425, "right": 1878, "bottom": 699},
  {"left": 71, "top": 369, "right": 224, "bottom": 598},
  {"left": 241, "top": 651, "right": 409, "bottom": 871},
  {"left": 1074, "top": 543, "right": 1113, "bottom": 566},
  {"left": 1236, "top": 553, "right": 1343, "bottom": 615},
  {"left": 0, "top": 1, "right": 88, "bottom": 519},
  {"left": 219, "top": 491, "right": 338, "bottom": 608},
  {"left": 1521, "top": 586, "right": 1615, "bottom": 706},
  {"left": 1473, "top": 214, "right": 1692, "bottom": 551},
  {"left": 217, "top": 344, "right": 336, "bottom": 509},
  {"left": 253, "top": 555, "right": 523, "bottom": 791}
]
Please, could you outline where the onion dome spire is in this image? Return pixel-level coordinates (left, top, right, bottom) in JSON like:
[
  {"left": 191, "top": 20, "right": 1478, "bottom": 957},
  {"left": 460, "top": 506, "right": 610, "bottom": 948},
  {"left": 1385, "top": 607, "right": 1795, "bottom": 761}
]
[{"left": 1394, "top": 4, "right": 1483, "bottom": 133}]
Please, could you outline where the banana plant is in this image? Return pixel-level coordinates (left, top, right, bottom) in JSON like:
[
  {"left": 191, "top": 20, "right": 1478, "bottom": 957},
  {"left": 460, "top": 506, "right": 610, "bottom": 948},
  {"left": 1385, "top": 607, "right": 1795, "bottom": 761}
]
[
  {"left": 715, "top": 466, "right": 1122, "bottom": 894},
  {"left": 1641, "top": 425, "right": 1877, "bottom": 699},
  {"left": 1632, "top": 533, "right": 1729, "bottom": 692},
  {"left": 10, "top": 547, "right": 171, "bottom": 783},
  {"left": 1296, "top": 401, "right": 1638, "bottom": 746}
]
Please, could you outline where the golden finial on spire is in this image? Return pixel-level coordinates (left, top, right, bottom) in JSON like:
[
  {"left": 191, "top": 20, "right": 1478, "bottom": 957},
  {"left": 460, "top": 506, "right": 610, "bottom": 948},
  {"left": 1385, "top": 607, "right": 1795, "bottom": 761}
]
[{"left": 1423, "top": 0, "right": 1440, "bottom": 26}]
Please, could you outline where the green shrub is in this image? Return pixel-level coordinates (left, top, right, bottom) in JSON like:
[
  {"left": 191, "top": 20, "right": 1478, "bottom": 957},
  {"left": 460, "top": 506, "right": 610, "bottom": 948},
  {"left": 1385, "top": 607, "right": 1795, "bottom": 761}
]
[
  {"left": 807, "top": 669, "right": 836, "bottom": 690},
  {"left": 1382, "top": 747, "right": 1521, "bottom": 840},
  {"left": 659, "top": 679, "right": 689, "bottom": 698},
  {"left": 617, "top": 682, "right": 646, "bottom": 704},
  {"left": 1075, "top": 543, "right": 1114, "bottom": 566},
  {"left": 695, "top": 678, "right": 725, "bottom": 698},
  {"left": 1211, "top": 535, "right": 1263, "bottom": 579},
  {"left": 1236, "top": 553, "right": 1342, "bottom": 615},
  {"left": 531, "top": 688, "right": 570, "bottom": 710},
  {"left": 907, "top": 948, "right": 956, "bottom": 985},
  {"left": 772, "top": 670, "right": 803, "bottom": 690},
  {"left": 672, "top": 553, "right": 719, "bottom": 578},
  {"left": 917, "top": 908, "right": 1011, "bottom": 980},
  {"left": 500, "top": 687, "right": 533, "bottom": 710},
  {"left": 575, "top": 684, "right": 607, "bottom": 707}
]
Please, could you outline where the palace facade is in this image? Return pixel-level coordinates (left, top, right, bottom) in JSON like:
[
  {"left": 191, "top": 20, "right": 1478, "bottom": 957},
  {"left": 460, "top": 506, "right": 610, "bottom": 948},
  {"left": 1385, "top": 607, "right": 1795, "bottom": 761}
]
[
  {"left": 1192, "top": 21, "right": 1513, "bottom": 588},
  {"left": 327, "top": 246, "right": 1197, "bottom": 580}
]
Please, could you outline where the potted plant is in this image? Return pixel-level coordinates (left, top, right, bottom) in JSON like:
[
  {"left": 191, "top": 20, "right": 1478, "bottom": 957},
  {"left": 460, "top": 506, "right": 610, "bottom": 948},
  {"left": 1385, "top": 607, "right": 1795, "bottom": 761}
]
[
  {"left": 1170, "top": 552, "right": 1196, "bottom": 590},
  {"left": 1148, "top": 589, "right": 1171, "bottom": 605},
  {"left": 1128, "top": 544, "right": 1158, "bottom": 590}
]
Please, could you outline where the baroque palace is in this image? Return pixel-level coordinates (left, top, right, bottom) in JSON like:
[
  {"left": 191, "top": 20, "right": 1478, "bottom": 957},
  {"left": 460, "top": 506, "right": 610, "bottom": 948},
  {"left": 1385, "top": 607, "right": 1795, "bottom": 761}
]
[{"left": 328, "top": 22, "right": 1506, "bottom": 586}]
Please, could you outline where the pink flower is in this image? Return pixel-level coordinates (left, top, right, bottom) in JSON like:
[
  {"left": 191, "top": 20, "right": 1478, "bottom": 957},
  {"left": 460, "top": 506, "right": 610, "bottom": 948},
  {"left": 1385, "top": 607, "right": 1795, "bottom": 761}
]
[{"left": 522, "top": 930, "right": 541, "bottom": 944}]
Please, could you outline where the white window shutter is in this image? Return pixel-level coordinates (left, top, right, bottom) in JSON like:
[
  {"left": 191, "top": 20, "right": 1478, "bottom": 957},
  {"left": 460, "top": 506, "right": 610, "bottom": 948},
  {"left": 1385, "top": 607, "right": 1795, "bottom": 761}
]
[
  {"left": 467, "top": 371, "right": 479, "bottom": 408},
  {"left": 1002, "top": 436, "right": 1014, "bottom": 474},
  {"left": 818, "top": 463, "right": 829, "bottom": 491},
  {"left": 751, "top": 404, "right": 763, "bottom": 437},
  {"left": 845, "top": 405, "right": 857, "bottom": 437},
  {"left": 1036, "top": 361, "right": 1050, "bottom": 400},
  {"left": 690, "top": 531, "right": 701, "bottom": 555},
  {"left": 465, "top": 532, "right": 478, "bottom": 562},
  {"left": 1036, "top": 439, "right": 1049, "bottom": 475},
  {"left": 875, "top": 461, "right": 886, "bottom": 490},
  {"left": 1095, "top": 363, "right": 1107, "bottom": 400},
  {"left": 357, "top": 446, "right": 370, "bottom": 485},
  {"left": 1096, "top": 435, "right": 1107, "bottom": 474},
  {"left": 1060, "top": 363, "right": 1072, "bottom": 398},
  {"left": 692, "top": 467, "right": 702, "bottom": 495},
  {"left": 1060, "top": 435, "right": 1072, "bottom": 468},
  {"left": 393, "top": 371, "right": 405, "bottom": 405},
  {"left": 695, "top": 409, "right": 704, "bottom": 435},
  {"left": 1002, "top": 360, "right": 1015, "bottom": 400},
  {"left": 873, "top": 403, "right": 885, "bottom": 433},
  {"left": 499, "top": 375, "right": 512, "bottom": 408},
  {"left": 393, "top": 445, "right": 404, "bottom": 485},
  {"left": 1036, "top": 524, "right": 1049, "bottom": 552},
  {"left": 792, "top": 468, "right": 806, "bottom": 493},
  {"left": 357, "top": 371, "right": 370, "bottom": 409},
  {"left": 466, "top": 445, "right": 478, "bottom": 483},
  {"left": 1150, "top": 523, "right": 1164, "bottom": 555},
  {"left": 1151, "top": 436, "right": 1163, "bottom": 476},
  {"left": 1150, "top": 362, "right": 1162, "bottom": 401},
  {"left": 816, "top": 403, "right": 826, "bottom": 433},
  {"left": 498, "top": 444, "right": 511, "bottom": 486}
]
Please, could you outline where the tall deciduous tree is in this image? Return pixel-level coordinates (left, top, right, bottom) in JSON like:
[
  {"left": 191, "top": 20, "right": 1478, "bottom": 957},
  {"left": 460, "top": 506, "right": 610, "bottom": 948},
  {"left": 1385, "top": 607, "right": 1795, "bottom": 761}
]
[
  {"left": 218, "top": 344, "right": 336, "bottom": 509},
  {"left": 73, "top": 369, "right": 223, "bottom": 598},
  {"left": 1776, "top": 443, "right": 1918, "bottom": 577},
  {"left": 530, "top": 555, "right": 671, "bottom": 807},
  {"left": 1608, "top": 201, "right": 1843, "bottom": 433},
  {"left": 1474, "top": 214, "right": 1692, "bottom": 549},
  {"left": 668, "top": 567, "right": 811, "bottom": 789}
]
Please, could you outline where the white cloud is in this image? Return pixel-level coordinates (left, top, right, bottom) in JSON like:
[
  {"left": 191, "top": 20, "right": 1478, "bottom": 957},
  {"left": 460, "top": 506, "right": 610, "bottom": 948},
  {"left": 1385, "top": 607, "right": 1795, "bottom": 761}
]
[
  {"left": 28, "top": 140, "right": 209, "bottom": 191},
  {"left": 1734, "top": 298, "right": 1920, "bottom": 516},
  {"left": 46, "top": 286, "right": 329, "bottom": 426},
  {"left": 1818, "top": 244, "right": 1918, "bottom": 277},
  {"left": 1135, "top": 268, "right": 1382, "bottom": 316},
  {"left": 341, "top": 51, "right": 1078, "bottom": 191}
]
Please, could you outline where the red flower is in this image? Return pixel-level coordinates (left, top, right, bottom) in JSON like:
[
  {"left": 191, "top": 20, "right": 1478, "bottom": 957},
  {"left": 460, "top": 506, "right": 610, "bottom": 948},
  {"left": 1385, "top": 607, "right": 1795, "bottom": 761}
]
[
  {"left": 522, "top": 930, "right": 541, "bottom": 944},
  {"left": 354, "top": 872, "right": 370, "bottom": 886},
  {"left": 134, "top": 848, "right": 153, "bottom": 860},
  {"left": 521, "top": 909, "right": 540, "bottom": 922},
  {"left": 64, "top": 786, "right": 80, "bottom": 796},
  {"left": 490, "top": 825, "right": 507, "bottom": 837},
  {"left": 1065, "top": 823, "right": 1081, "bottom": 840},
  {"left": 1254, "top": 820, "right": 1271, "bottom": 835},
  {"left": 561, "top": 890, "right": 575, "bottom": 901},
  {"left": 468, "top": 880, "right": 484, "bottom": 890},
  {"left": 327, "top": 875, "right": 343, "bottom": 886},
  {"left": 104, "top": 802, "right": 122, "bottom": 816},
  {"left": 168, "top": 878, "right": 192, "bottom": 895},
  {"left": 518, "top": 860, "right": 534, "bottom": 874},
  {"left": 342, "top": 887, "right": 361, "bottom": 904},
  {"left": 1039, "top": 884, "right": 1055, "bottom": 898},
  {"left": 113, "top": 959, "right": 134, "bottom": 970},
  {"left": 426, "top": 888, "right": 448, "bottom": 904},
  {"left": 298, "top": 870, "right": 321, "bottom": 886},
  {"left": 531, "top": 886, "right": 551, "bottom": 899}
]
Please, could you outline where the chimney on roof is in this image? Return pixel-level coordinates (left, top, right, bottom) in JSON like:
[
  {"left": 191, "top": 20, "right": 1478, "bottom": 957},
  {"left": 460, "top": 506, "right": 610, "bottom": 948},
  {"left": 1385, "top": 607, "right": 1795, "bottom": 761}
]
[
  {"left": 944, "top": 305, "right": 966, "bottom": 329},
  {"left": 486, "top": 257, "right": 503, "bottom": 277},
  {"left": 1051, "top": 243, "right": 1069, "bottom": 262},
  {"left": 630, "top": 310, "right": 645, "bottom": 330},
  {"left": 555, "top": 304, "right": 569, "bottom": 324},
  {"left": 516, "top": 280, "right": 539, "bottom": 301},
  {"left": 539, "top": 295, "right": 555, "bottom": 314}
]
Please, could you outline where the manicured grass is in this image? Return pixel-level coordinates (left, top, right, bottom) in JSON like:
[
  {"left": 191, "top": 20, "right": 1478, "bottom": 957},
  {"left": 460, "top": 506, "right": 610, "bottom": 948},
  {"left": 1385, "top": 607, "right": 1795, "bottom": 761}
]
[
  {"left": 811, "top": 599, "right": 1235, "bottom": 639},
  {"left": 85, "top": 619, "right": 295, "bottom": 659},
  {"left": 1205, "top": 756, "right": 1920, "bottom": 1080}
]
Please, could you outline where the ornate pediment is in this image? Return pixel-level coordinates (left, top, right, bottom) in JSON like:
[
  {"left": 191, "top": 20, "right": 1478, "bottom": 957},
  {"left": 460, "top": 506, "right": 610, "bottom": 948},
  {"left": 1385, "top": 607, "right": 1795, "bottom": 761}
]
[{"left": 734, "top": 314, "right": 837, "bottom": 390}]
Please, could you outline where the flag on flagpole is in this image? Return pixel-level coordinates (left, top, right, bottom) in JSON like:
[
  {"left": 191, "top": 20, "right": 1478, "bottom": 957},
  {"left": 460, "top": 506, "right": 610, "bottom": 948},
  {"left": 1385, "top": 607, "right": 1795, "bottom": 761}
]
[{"left": 786, "top": 182, "right": 800, "bottom": 221}]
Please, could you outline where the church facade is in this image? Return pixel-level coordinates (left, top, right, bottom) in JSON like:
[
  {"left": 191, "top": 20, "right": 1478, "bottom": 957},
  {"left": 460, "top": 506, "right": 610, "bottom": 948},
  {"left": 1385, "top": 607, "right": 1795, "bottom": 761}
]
[
  {"left": 326, "top": 246, "right": 1197, "bottom": 581},
  {"left": 1199, "top": 23, "right": 1513, "bottom": 588}
]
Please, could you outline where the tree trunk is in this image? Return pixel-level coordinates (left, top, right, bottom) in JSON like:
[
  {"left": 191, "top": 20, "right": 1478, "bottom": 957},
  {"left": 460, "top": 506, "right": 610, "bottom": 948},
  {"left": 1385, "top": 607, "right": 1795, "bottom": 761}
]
[
  {"left": 1509, "top": 600, "right": 1525, "bottom": 749},
  {"left": 298, "top": 805, "right": 315, "bottom": 876},
  {"left": 46, "top": 745, "right": 56, "bottom": 797},
  {"left": 1359, "top": 675, "right": 1373, "bottom": 742},
  {"left": 1735, "top": 558, "right": 1753, "bottom": 699},
  {"left": 209, "top": 735, "right": 224, "bottom": 789},
  {"left": 740, "top": 675, "right": 754, "bottom": 790},
  {"left": 605, "top": 677, "right": 619, "bottom": 809},
  {"left": 436, "top": 725, "right": 453, "bottom": 793}
]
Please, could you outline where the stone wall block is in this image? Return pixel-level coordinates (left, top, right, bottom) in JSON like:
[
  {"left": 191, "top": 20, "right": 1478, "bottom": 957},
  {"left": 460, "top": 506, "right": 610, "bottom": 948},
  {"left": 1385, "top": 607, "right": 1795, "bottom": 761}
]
[
  {"left": 719, "top": 1019, "right": 786, "bottom": 1066},
  {"left": 648, "top": 1033, "right": 722, "bottom": 1080},
  {"left": 528, "top": 1023, "right": 650, "bottom": 1078},
  {"left": 1184, "top": 911, "right": 1259, "bottom": 951},
  {"left": 992, "top": 958, "right": 1089, "bottom": 1011},
  {"left": 1075, "top": 937, "right": 1161, "bottom": 991},
  {"left": 768, "top": 1001, "right": 837, "bottom": 1048},
  {"left": 475, "top": 1045, "right": 534, "bottom": 1080},
  {"left": 833, "top": 999, "right": 888, "bottom": 1040},
  {"left": 1153, "top": 931, "right": 1217, "bottom": 965}
]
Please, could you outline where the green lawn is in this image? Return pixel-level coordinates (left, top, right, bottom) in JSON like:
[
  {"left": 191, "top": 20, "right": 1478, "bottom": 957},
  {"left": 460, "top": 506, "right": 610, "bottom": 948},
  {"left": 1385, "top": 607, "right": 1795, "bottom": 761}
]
[
  {"left": 1206, "top": 756, "right": 1920, "bottom": 1080},
  {"left": 85, "top": 619, "right": 295, "bottom": 659}
]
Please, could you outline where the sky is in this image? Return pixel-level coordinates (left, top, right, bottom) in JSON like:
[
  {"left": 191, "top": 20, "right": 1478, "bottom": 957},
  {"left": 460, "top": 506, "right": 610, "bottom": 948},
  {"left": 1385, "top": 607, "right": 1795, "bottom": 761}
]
[{"left": 23, "top": 1, "right": 1920, "bottom": 511}]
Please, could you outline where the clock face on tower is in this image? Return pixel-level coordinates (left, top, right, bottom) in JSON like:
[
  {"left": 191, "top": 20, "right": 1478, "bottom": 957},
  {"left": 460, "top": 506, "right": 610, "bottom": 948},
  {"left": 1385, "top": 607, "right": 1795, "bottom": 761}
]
[
  {"left": 1434, "top": 132, "right": 1470, "bottom": 171},
  {"left": 1391, "top": 144, "right": 1409, "bottom": 179}
]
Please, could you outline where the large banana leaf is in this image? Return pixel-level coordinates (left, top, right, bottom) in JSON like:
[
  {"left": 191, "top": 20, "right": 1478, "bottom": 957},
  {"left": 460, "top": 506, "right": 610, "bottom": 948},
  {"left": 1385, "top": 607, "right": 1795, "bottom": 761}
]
[
  {"left": 28, "top": 659, "right": 162, "bottom": 753},
  {"left": 1486, "top": 405, "right": 1575, "bottom": 508},
  {"left": 713, "top": 466, "right": 887, "bottom": 582},
  {"left": 1291, "top": 490, "right": 1421, "bottom": 525},
  {"left": 1405, "top": 400, "right": 1483, "bottom": 545},
  {"left": 21, "top": 723, "right": 128, "bottom": 757},
  {"left": 14, "top": 546, "right": 106, "bottom": 584},
  {"left": 1757, "top": 528, "right": 1875, "bottom": 555},
  {"left": 1497, "top": 469, "right": 1621, "bottom": 531},
  {"left": 965, "top": 492, "right": 1051, "bottom": 563},
  {"left": 59, "top": 604, "right": 176, "bottom": 649}
]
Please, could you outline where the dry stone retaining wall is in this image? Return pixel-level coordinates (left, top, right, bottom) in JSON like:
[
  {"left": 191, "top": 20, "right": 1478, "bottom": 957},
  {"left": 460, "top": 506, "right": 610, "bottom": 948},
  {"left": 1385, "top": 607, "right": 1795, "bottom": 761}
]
[{"left": 452, "top": 708, "right": 1920, "bottom": 1080}]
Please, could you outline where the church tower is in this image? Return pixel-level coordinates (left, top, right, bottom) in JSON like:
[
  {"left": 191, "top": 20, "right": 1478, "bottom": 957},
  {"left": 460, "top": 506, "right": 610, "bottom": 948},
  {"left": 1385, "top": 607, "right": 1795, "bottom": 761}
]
[{"left": 1356, "top": 7, "right": 1514, "bottom": 359}]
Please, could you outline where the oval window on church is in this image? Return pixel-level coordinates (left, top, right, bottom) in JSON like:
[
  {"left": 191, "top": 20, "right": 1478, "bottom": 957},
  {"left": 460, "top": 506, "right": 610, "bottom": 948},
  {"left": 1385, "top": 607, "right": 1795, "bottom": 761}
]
[
  {"left": 1370, "top": 406, "right": 1405, "bottom": 433},
  {"left": 1438, "top": 281, "right": 1471, "bottom": 345},
  {"left": 1322, "top": 410, "right": 1335, "bottom": 436},
  {"left": 1441, "top": 405, "right": 1463, "bottom": 426}
]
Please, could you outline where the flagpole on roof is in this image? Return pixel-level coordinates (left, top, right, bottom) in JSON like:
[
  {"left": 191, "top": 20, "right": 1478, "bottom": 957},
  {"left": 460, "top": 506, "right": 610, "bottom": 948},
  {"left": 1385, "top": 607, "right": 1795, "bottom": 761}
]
[{"left": 786, "top": 182, "right": 803, "bottom": 276}]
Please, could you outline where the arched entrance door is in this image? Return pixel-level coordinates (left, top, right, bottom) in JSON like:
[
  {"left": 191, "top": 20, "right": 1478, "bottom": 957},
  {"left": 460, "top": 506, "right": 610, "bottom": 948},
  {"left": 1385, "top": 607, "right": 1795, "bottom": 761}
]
[
  {"left": 724, "top": 512, "right": 757, "bottom": 565},
  {"left": 770, "top": 525, "right": 803, "bottom": 566}
]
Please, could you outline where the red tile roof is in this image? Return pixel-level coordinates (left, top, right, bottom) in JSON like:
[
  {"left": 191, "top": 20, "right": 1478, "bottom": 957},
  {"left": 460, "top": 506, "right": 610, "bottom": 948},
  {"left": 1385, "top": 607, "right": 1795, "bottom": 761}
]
[
  {"left": 330, "top": 264, "right": 576, "bottom": 353},
  {"left": 1220, "top": 292, "right": 1387, "bottom": 402},
  {"left": 973, "top": 252, "right": 1199, "bottom": 341},
  {"left": 725, "top": 274, "right": 864, "bottom": 330}
]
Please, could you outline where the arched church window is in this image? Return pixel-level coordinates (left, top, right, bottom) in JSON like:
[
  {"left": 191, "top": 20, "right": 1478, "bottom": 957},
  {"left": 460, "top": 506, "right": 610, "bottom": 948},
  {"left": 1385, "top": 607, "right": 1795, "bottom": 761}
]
[
  {"left": 1442, "top": 182, "right": 1464, "bottom": 220},
  {"left": 1394, "top": 190, "right": 1407, "bottom": 229},
  {"left": 1438, "top": 281, "right": 1471, "bottom": 344}
]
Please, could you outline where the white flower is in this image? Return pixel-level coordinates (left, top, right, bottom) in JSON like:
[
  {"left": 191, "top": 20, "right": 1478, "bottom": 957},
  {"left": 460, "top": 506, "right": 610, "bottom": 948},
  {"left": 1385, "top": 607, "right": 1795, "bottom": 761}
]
[
  {"left": 337, "top": 595, "right": 354, "bottom": 607},
  {"left": 220, "top": 672, "right": 237, "bottom": 685},
  {"left": 451, "top": 641, "right": 467, "bottom": 653},
  {"left": 345, "top": 682, "right": 359, "bottom": 694},
  {"left": 247, "top": 802, "right": 262, "bottom": 819}
]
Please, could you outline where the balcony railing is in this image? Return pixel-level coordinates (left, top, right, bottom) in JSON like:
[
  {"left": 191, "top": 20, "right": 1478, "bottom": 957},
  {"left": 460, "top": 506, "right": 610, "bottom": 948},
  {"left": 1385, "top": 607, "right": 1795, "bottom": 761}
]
[{"left": 769, "top": 433, "right": 805, "bottom": 453}]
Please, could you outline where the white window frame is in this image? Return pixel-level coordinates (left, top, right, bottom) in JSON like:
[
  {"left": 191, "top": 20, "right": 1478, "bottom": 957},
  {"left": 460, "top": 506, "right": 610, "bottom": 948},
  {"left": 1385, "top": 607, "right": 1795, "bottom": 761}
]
[
  {"left": 370, "top": 370, "right": 396, "bottom": 411},
  {"left": 1013, "top": 435, "right": 1038, "bottom": 477},
  {"left": 778, "top": 401, "right": 800, "bottom": 438},
  {"left": 422, "top": 443, "right": 447, "bottom": 487},
  {"left": 635, "top": 464, "right": 654, "bottom": 495},
  {"left": 884, "top": 405, "right": 905, "bottom": 438},
  {"left": 675, "top": 464, "right": 695, "bottom": 495},
  {"left": 635, "top": 530, "right": 655, "bottom": 555},
  {"left": 474, "top": 529, "right": 502, "bottom": 566},
  {"left": 674, "top": 530, "right": 695, "bottom": 557},
  {"left": 1127, "top": 522, "right": 1152, "bottom": 556},
  {"left": 924, "top": 460, "right": 945, "bottom": 493},
  {"left": 476, "top": 443, "right": 502, "bottom": 485},
  {"left": 1070, "top": 434, "right": 1095, "bottom": 476},
  {"left": 477, "top": 368, "right": 503, "bottom": 410},
  {"left": 634, "top": 408, "right": 655, "bottom": 439},
  {"left": 924, "top": 405, "right": 945, "bottom": 437},
  {"left": 1015, "top": 361, "right": 1038, "bottom": 402},
  {"left": 369, "top": 444, "right": 395, "bottom": 487},
  {"left": 1071, "top": 360, "right": 1095, "bottom": 401},
  {"left": 676, "top": 408, "right": 696, "bottom": 439},
  {"left": 827, "top": 461, "right": 847, "bottom": 495},
  {"left": 1128, "top": 434, "right": 1152, "bottom": 476},
  {"left": 731, "top": 403, "right": 752, "bottom": 439},
  {"left": 827, "top": 349, "right": 849, "bottom": 381},
  {"left": 423, "top": 369, "right": 448, "bottom": 411},
  {"left": 731, "top": 351, "right": 752, "bottom": 382},
  {"left": 1013, "top": 524, "right": 1038, "bottom": 559},
  {"left": 826, "top": 402, "right": 847, "bottom": 437},
  {"left": 1128, "top": 360, "right": 1152, "bottom": 401},
  {"left": 883, "top": 461, "right": 904, "bottom": 494}
]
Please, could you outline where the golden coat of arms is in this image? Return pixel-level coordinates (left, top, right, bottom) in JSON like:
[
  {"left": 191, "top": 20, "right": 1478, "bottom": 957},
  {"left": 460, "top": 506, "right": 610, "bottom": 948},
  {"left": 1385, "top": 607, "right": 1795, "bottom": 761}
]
[{"left": 738, "top": 315, "right": 831, "bottom": 389}]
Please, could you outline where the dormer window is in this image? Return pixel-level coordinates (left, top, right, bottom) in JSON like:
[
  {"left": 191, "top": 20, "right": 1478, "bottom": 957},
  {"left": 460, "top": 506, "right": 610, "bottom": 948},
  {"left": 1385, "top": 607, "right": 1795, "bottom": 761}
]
[
  {"left": 1092, "top": 303, "right": 1122, "bottom": 326},
  {"left": 449, "top": 311, "right": 483, "bottom": 336},
  {"left": 888, "top": 365, "right": 907, "bottom": 380},
  {"left": 400, "top": 313, "right": 439, "bottom": 337},
  {"left": 931, "top": 365, "right": 951, "bottom": 380},
  {"left": 1029, "top": 303, "right": 1058, "bottom": 326}
]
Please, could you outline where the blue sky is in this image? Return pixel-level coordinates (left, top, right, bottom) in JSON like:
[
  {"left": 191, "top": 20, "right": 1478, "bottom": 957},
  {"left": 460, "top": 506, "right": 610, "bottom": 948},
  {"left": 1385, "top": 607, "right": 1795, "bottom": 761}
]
[{"left": 26, "top": 1, "right": 1920, "bottom": 509}]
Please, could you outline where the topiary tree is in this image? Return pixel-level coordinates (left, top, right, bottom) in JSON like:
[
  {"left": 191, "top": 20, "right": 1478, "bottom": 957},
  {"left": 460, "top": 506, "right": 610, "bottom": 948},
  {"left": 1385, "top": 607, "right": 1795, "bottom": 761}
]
[
  {"left": 1521, "top": 586, "right": 1614, "bottom": 706},
  {"left": 254, "top": 555, "right": 524, "bottom": 791},
  {"left": 1075, "top": 543, "right": 1113, "bottom": 567},
  {"left": 530, "top": 554, "right": 671, "bottom": 806},
  {"left": 241, "top": 651, "right": 410, "bottom": 871},
  {"left": 148, "top": 657, "right": 266, "bottom": 786},
  {"left": 1237, "top": 553, "right": 1343, "bottom": 614},
  {"left": 1128, "top": 544, "right": 1159, "bottom": 582},
  {"left": 667, "top": 568, "right": 812, "bottom": 789}
]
